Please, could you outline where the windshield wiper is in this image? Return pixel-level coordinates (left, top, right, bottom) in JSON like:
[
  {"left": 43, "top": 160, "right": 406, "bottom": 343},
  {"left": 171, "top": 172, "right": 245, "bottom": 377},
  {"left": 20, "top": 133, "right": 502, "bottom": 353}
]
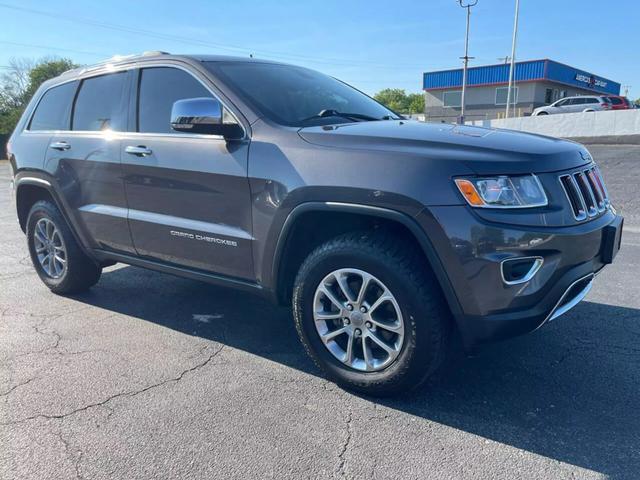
[{"left": 300, "top": 109, "right": 383, "bottom": 123}]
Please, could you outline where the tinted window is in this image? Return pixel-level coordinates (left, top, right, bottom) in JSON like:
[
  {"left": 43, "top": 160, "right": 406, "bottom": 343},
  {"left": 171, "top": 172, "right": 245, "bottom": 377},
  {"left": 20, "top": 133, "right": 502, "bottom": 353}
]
[
  {"left": 73, "top": 73, "right": 127, "bottom": 131},
  {"left": 608, "top": 97, "right": 621, "bottom": 105},
  {"left": 584, "top": 98, "right": 598, "bottom": 104},
  {"left": 29, "top": 82, "right": 77, "bottom": 131},
  {"left": 495, "top": 87, "right": 518, "bottom": 105},
  {"left": 138, "top": 67, "right": 213, "bottom": 134},
  {"left": 205, "top": 62, "right": 398, "bottom": 127},
  {"left": 443, "top": 91, "right": 461, "bottom": 107}
]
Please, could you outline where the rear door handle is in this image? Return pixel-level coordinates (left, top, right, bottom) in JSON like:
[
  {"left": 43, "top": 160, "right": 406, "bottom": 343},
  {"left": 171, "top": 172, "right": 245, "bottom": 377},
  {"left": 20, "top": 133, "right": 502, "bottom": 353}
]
[
  {"left": 50, "top": 141, "right": 71, "bottom": 151},
  {"left": 125, "top": 145, "right": 153, "bottom": 157}
]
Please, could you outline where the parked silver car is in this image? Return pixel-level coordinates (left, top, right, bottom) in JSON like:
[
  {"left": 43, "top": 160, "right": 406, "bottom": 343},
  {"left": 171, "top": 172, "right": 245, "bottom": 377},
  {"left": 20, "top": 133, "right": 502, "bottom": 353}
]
[{"left": 533, "top": 95, "right": 612, "bottom": 116}]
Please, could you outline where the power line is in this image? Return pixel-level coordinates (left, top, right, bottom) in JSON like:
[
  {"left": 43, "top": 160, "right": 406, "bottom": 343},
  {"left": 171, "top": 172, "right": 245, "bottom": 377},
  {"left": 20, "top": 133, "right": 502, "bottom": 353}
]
[
  {"left": 0, "top": 41, "right": 107, "bottom": 57},
  {"left": 0, "top": 2, "right": 428, "bottom": 70}
]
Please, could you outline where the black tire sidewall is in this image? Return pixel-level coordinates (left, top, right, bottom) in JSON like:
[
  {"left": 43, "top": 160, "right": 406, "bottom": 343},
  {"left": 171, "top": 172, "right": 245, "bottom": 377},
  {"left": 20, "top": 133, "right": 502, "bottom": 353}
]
[{"left": 294, "top": 242, "right": 445, "bottom": 394}]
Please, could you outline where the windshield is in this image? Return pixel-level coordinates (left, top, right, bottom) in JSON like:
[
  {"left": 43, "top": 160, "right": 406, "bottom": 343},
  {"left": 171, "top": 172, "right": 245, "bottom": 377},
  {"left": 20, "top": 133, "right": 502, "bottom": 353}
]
[{"left": 205, "top": 62, "right": 400, "bottom": 127}]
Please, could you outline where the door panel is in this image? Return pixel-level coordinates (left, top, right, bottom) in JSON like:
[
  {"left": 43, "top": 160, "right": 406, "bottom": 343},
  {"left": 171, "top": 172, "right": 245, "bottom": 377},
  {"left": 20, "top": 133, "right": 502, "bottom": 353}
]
[
  {"left": 44, "top": 71, "right": 134, "bottom": 254},
  {"left": 46, "top": 133, "right": 135, "bottom": 254},
  {"left": 121, "top": 135, "right": 253, "bottom": 279},
  {"left": 121, "top": 65, "right": 253, "bottom": 280}
]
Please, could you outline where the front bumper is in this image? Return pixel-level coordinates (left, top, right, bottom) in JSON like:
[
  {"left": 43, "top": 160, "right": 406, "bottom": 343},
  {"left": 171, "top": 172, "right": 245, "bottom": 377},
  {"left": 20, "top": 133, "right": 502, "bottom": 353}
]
[{"left": 416, "top": 206, "right": 623, "bottom": 346}]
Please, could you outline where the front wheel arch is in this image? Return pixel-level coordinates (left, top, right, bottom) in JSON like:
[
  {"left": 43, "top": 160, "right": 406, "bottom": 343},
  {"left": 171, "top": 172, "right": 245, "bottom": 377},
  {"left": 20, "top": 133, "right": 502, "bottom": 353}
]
[{"left": 272, "top": 202, "right": 463, "bottom": 320}]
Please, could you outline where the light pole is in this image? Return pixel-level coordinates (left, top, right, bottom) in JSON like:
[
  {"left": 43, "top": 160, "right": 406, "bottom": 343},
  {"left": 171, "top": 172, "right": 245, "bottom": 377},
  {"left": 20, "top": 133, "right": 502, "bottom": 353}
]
[
  {"left": 505, "top": 0, "right": 520, "bottom": 119},
  {"left": 457, "top": 0, "right": 477, "bottom": 124}
]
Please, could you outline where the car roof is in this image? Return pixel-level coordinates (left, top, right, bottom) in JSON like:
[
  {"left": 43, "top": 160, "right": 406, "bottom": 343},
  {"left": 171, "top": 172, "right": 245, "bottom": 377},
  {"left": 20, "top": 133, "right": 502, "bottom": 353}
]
[{"left": 48, "top": 52, "right": 288, "bottom": 86}]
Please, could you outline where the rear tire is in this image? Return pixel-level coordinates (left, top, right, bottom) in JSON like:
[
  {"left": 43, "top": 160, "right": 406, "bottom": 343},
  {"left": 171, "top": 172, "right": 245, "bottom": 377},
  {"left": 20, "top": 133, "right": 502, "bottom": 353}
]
[
  {"left": 536, "top": 111, "right": 549, "bottom": 116},
  {"left": 292, "top": 231, "right": 451, "bottom": 396},
  {"left": 26, "top": 200, "right": 101, "bottom": 294}
]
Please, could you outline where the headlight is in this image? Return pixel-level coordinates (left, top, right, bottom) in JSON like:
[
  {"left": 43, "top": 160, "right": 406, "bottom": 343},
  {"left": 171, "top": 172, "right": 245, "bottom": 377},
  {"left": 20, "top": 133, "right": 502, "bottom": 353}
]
[{"left": 454, "top": 174, "right": 547, "bottom": 208}]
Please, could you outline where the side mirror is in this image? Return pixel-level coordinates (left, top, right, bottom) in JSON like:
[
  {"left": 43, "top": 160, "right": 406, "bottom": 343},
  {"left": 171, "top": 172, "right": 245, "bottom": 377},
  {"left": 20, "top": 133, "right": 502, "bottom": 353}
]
[{"left": 170, "top": 97, "right": 223, "bottom": 135}]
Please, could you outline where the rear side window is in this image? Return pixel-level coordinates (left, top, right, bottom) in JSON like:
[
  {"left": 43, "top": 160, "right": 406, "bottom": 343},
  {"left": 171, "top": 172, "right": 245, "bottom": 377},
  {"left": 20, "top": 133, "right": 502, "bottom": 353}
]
[
  {"left": 137, "top": 67, "right": 212, "bottom": 134},
  {"left": 29, "top": 81, "right": 77, "bottom": 131},
  {"left": 609, "top": 97, "right": 622, "bottom": 105},
  {"left": 72, "top": 73, "right": 127, "bottom": 131}
]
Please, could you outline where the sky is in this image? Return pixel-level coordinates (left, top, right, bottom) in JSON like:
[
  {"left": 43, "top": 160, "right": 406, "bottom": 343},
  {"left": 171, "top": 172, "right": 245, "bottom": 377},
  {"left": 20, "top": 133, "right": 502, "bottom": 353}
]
[{"left": 0, "top": 0, "right": 637, "bottom": 99}]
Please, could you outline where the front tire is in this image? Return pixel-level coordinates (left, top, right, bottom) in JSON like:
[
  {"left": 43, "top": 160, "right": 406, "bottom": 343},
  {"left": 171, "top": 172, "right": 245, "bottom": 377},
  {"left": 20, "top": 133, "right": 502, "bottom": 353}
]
[
  {"left": 26, "top": 200, "right": 102, "bottom": 294},
  {"left": 292, "top": 231, "right": 451, "bottom": 396}
]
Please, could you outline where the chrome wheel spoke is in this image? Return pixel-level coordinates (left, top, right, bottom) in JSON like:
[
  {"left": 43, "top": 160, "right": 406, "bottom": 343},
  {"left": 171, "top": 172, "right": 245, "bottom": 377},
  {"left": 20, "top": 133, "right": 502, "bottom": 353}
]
[
  {"left": 369, "top": 317, "right": 403, "bottom": 332},
  {"left": 335, "top": 272, "right": 354, "bottom": 303},
  {"left": 319, "top": 284, "right": 345, "bottom": 311},
  {"left": 315, "top": 311, "right": 342, "bottom": 321},
  {"left": 368, "top": 293, "right": 393, "bottom": 314},
  {"left": 320, "top": 327, "right": 348, "bottom": 343},
  {"left": 355, "top": 273, "right": 372, "bottom": 305},
  {"left": 48, "top": 253, "right": 55, "bottom": 274},
  {"left": 362, "top": 337, "right": 374, "bottom": 371},
  {"left": 34, "top": 231, "right": 47, "bottom": 246},
  {"left": 367, "top": 331, "right": 397, "bottom": 354},
  {"left": 343, "top": 333, "right": 355, "bottom": 365}
]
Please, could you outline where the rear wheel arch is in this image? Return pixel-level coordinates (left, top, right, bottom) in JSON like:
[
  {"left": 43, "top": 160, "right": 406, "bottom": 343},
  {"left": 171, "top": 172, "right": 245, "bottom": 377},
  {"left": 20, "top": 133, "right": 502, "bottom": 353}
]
[
  {"left": 15, "top": 178, "right": 96, "bottom": 262},
  {"left": 16, "top": 181, "right": 57, "bottom": 232},
  {"left": 272, "top": 202, "right": 462, "bottom": 319}
]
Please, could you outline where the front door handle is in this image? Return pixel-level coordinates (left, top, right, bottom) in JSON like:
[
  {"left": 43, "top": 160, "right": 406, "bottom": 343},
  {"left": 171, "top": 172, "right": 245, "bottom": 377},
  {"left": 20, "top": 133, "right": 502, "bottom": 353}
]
[
  {"left": 50, "top": 141, "right": 71, "bottom": 151},
  {"left": 125, "top": 145, "right": 153, "bottom": 157}
]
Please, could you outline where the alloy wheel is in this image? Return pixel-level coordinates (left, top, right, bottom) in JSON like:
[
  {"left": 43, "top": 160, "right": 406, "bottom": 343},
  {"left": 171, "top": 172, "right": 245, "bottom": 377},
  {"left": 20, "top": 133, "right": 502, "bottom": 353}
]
[
  {"left": 312, "top": 268, "right": 405, "bottom": 372},
  {"left": 33, "top": 218, "right": 67, "bottom": 279}
]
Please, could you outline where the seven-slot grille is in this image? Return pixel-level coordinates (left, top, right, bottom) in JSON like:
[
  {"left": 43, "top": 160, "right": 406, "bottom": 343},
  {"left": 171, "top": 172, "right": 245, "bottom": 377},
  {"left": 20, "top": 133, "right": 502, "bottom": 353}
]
[{"left": 559, "top": 166, "right": 609, "bottom": 221}]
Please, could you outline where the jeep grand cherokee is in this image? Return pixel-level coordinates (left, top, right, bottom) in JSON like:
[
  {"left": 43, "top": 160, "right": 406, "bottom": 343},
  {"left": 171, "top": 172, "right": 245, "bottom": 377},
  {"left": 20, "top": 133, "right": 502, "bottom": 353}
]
[{"left": 7, "top": 53, "right": 623, "bottom": 395}]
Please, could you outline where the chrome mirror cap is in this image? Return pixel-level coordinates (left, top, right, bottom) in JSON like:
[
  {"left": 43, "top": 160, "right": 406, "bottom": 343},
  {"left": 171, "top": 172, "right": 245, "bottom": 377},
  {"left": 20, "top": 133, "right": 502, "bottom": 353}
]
[{"left": 170, "top": 97, "right": 222, "bottom": 134}]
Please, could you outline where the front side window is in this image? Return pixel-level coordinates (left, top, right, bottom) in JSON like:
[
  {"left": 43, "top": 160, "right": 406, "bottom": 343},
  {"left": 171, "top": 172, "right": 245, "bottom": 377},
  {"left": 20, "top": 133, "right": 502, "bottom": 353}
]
[
  {"left": 205, "top": 62, "right": 398, "bottom": 127},
  {"left": 443, "top": 91, "right": 462, "bottom": 108},
  {"left": 29, "top": 81, "right": 77, "bottom": 131},
  {"left": 138, "top": 67, "right": 223, "bottom": 134},
  {"left": 73, "top": 73, "right": 127, "bottom": 131}
]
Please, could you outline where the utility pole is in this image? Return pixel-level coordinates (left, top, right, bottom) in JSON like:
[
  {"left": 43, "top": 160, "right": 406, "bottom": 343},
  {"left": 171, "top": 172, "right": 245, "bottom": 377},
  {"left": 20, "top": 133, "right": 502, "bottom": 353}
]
[
  {"left": 457, "top": 0, "right": 477, "bottom": 124},
  {"left": 622, "top": 85, "right": 631, "bottom": 97},
  {"left": 498, "top": 56, "right": 511, "bottom": 64},
  {"left": 505, "top": 0, "right": 520, "bottom": 119}
]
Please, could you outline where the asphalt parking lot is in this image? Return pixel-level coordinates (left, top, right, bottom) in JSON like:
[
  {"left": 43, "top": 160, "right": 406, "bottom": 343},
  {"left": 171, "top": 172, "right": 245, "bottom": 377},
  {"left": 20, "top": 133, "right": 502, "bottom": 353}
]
[{"left": 1, "top": 145, "right": 639, "bottom": 480}]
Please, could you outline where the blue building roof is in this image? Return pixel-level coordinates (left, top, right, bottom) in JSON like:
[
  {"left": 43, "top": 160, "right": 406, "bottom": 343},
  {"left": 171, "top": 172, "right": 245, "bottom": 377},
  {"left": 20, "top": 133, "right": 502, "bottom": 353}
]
[{"left": 423, "top": 59, "right": 620, "bottom": 95}]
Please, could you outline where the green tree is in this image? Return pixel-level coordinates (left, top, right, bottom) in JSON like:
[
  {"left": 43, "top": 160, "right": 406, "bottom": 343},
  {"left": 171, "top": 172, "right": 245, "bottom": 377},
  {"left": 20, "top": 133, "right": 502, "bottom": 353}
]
[
  {"left": 0, "top": 57, "right": 77, "bottom": 134},
  {"left": 374, "top": 88, "right": 424, "bottom": 114},
  {"left": 635, "top": 98, "right": 640, "bottom": 108},
  {"left": 406, "top": 93, "right": 425, "bottom": 114},
  {"left": 374, "top": 88, "right": 409, "bottom": 112}
]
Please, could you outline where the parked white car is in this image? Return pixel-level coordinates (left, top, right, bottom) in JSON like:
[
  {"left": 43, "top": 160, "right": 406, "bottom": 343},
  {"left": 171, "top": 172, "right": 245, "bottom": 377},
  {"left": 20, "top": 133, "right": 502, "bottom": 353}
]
[{"left": 533, "top": 96, "right": 612, "bottom": 116}]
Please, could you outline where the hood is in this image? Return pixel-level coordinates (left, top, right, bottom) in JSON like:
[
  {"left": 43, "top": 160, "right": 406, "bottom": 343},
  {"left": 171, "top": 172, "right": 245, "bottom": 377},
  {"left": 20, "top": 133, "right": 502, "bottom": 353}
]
[{"left": 298, "top": 120, "right": 591, "bottom": 175}]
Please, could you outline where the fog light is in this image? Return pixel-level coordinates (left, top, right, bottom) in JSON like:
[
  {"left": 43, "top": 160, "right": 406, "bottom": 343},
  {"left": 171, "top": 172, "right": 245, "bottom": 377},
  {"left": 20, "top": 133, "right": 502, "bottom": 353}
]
[{"left": 501, "top": 256, "right": 543, "bottom": 285}]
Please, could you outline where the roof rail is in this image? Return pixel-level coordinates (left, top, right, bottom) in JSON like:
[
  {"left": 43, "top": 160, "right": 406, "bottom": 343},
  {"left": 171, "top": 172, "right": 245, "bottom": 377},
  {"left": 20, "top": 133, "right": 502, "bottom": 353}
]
[
  {"left": 61, "top": 51, "right": 171, "bottom": 77},
  {"left": 142, "top": 50, "right": 170, "bottom": 56}
]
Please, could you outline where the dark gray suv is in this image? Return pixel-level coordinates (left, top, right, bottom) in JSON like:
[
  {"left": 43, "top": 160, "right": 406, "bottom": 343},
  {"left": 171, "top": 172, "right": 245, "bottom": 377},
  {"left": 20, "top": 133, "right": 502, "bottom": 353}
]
[{"left": 7, "top": 53, "right": 623, "bottom": 395}]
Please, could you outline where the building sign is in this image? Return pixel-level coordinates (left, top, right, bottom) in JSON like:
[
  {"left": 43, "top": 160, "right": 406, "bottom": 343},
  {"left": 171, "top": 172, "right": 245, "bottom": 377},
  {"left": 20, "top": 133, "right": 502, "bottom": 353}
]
[{"left": 575, "top": 73, "right": 608, "bottom": 89}]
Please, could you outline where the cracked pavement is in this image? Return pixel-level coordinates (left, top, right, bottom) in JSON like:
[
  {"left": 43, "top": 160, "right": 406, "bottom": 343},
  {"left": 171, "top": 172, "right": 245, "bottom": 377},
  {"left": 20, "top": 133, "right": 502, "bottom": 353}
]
[{"left": 1, "top": 145, "right": 640, "bottom": 480}]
